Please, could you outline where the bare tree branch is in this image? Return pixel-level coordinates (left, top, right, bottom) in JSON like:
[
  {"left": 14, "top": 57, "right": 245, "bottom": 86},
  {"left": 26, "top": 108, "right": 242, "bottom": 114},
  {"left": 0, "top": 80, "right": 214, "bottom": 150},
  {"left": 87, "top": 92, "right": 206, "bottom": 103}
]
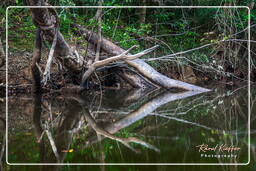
[
  {"left": 81, "top": 45, "right": 159, "bottom": 86},
  {"left": 42, "top": 28, "right": 58, "bottom": 85}
]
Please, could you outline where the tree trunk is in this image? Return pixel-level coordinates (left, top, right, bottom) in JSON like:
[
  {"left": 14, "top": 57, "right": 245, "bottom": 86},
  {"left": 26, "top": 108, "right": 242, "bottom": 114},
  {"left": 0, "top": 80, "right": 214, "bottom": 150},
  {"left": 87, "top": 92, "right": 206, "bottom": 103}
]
[
  {"left": 31, "top": 29, "right": 42, "bottom": 93},
  {"left": 28, "top": 0, "right": 84, "bottom": 73}
]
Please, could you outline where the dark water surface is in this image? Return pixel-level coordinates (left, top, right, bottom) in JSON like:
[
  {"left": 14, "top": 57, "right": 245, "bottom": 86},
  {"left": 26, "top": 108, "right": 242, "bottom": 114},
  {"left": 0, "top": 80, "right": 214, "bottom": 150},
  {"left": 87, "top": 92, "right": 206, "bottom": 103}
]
[{"left": 1, "top": 84, "right": 256, "bottom": 170}]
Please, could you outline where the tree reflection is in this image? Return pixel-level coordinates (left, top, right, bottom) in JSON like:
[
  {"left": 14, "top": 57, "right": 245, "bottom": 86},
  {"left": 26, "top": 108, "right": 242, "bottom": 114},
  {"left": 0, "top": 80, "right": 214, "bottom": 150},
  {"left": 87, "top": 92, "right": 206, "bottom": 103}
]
[
  {"left": 31, "top": 89, "right": 204, "bottom": 165},
  {"left": 5, "top": 85, "right": 255, "bottom": 171}
]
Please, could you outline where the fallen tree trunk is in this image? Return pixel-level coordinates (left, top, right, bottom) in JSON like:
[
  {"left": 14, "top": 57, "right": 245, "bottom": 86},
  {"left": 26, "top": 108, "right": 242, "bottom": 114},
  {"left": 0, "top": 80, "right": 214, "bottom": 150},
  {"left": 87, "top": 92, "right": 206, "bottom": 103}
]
[
  {"left": 27, "top": 0, "right": 210, "bottom": 93},
  {"left": 72, "top": 24, "right": 211, "bottom": 92}
]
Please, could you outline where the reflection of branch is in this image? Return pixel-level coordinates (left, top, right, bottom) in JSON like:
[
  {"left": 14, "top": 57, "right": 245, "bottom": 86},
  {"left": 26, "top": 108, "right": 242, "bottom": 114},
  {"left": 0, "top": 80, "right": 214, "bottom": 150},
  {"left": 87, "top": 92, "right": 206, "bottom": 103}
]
[
  {"left": 45, "top": 130, "right": 60, "bottom": 162},
  {"left": 152, "top": 113, "right": 214, "bottom": 130},
  {"left": 106, "top": 91, "right": 203, "bottom": 133},
  {"left": 151, "top": 113, "right": 255, "bottom": 135},
  {"left": 158, "top": 85, "right": 247, "bottom": 116},
  {"left": 123, "top": 87, "right": 159, "bottom": 105},
  {"left": 32, "top": 94, "right": 82, "bottom": 164},
  {"left": 76, "top": 98, "right": 160, "bottom": 153},
  {"left": 84, "top": 90, "right": 204, "bottom": 145}
]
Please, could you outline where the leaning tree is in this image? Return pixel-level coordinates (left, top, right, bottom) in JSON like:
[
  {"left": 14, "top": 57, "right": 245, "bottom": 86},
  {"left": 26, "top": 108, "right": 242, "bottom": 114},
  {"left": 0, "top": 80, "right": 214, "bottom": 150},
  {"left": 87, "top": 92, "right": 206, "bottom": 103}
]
[{"left": 26, "top": 0, "right": 210, "bottom": 93}]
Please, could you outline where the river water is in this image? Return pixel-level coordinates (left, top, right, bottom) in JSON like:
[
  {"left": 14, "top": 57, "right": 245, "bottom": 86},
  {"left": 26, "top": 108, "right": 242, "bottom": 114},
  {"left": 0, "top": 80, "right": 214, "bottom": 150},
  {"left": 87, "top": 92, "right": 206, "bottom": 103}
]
[{"left": 1, "top": 84, "right": 255, "bottom": 170}]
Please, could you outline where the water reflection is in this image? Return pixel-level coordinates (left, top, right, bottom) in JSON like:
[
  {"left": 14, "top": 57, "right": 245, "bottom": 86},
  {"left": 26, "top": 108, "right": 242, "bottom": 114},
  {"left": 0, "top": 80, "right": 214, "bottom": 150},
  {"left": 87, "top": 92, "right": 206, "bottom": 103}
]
[
  {"left": 3, "top": 85, "right": 254, "bottom": 169},
  {"left": 27, "top": 89, "right": 203, "bottom": 164},
  {"left": 0, "top": 115, "right": 5, "bottom": 171}
]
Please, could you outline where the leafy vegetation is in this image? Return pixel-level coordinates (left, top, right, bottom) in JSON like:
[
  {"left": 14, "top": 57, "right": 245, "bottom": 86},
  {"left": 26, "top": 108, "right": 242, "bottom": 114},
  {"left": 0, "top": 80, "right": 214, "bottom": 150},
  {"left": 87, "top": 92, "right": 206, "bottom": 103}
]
[{"left": 1, "top": 0, "right": 254, "bottom": 82}]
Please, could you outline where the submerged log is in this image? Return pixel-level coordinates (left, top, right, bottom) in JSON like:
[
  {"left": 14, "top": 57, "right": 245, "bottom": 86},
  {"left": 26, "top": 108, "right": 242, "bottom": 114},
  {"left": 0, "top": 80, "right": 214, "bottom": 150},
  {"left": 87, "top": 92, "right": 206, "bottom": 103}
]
[{"left": 72, "top": 24, "right": 211, "bottom": 92}]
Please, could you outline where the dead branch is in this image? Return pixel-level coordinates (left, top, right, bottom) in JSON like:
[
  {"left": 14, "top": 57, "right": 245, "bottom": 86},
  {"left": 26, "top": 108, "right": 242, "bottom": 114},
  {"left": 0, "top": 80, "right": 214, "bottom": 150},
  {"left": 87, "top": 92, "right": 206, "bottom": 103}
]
[
  {"left": 94, "top": 0, "right": 103, "bottom": 62},
  {"left": 94, "top": 0, "right": 104, "bottom": 20},
  {"left": 81, "top": 45, "right": 159, "bottom": 86},
  {"left": 42, "top": 27, "right": 58, "bottom": 85},
  {"left": 72, "top": 24, "right": 211, "bottom": 92}
]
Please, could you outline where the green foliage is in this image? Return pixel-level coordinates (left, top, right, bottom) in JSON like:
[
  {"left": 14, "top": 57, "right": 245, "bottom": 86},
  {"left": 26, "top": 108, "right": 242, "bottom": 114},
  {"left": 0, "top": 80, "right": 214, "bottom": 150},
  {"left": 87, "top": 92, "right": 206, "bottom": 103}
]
[
  {"left": 59, "top": 0, "right": 75, "bottom": 6},
  {"left": 153, "top": 12, "right": 175, "bottom": 22},
  {"left": 4, "top": 3, "right": 253, "bottom": 80},
  {"left": 8, "top": 8, "right": 35, "bottom": 52},
  {"left": 15, "top": 0, "right": 23, "bottom": 5},
  {"left": 191, "top": 52, "right": 210, "bottom": 63}
]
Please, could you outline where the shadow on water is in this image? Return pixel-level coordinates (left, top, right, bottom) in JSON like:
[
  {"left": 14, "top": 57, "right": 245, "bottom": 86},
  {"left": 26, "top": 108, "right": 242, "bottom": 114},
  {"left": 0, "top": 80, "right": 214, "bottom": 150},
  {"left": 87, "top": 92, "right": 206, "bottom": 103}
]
[{"left": 1, "top": 84, "right": 256, "bottom": 170}]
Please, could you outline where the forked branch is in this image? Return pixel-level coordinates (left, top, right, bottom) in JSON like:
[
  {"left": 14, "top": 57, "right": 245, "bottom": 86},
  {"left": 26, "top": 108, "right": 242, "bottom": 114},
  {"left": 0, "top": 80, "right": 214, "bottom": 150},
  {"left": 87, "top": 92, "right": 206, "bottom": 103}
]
[
  {"left": 82, "top": 108, "right": 160, "bottom": 153},
  {"left": 81, "top": 45, "right": 159, "bottom": 87},
  {"left": 73, "top": 96, "right": 160, "bottom": 153}
]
